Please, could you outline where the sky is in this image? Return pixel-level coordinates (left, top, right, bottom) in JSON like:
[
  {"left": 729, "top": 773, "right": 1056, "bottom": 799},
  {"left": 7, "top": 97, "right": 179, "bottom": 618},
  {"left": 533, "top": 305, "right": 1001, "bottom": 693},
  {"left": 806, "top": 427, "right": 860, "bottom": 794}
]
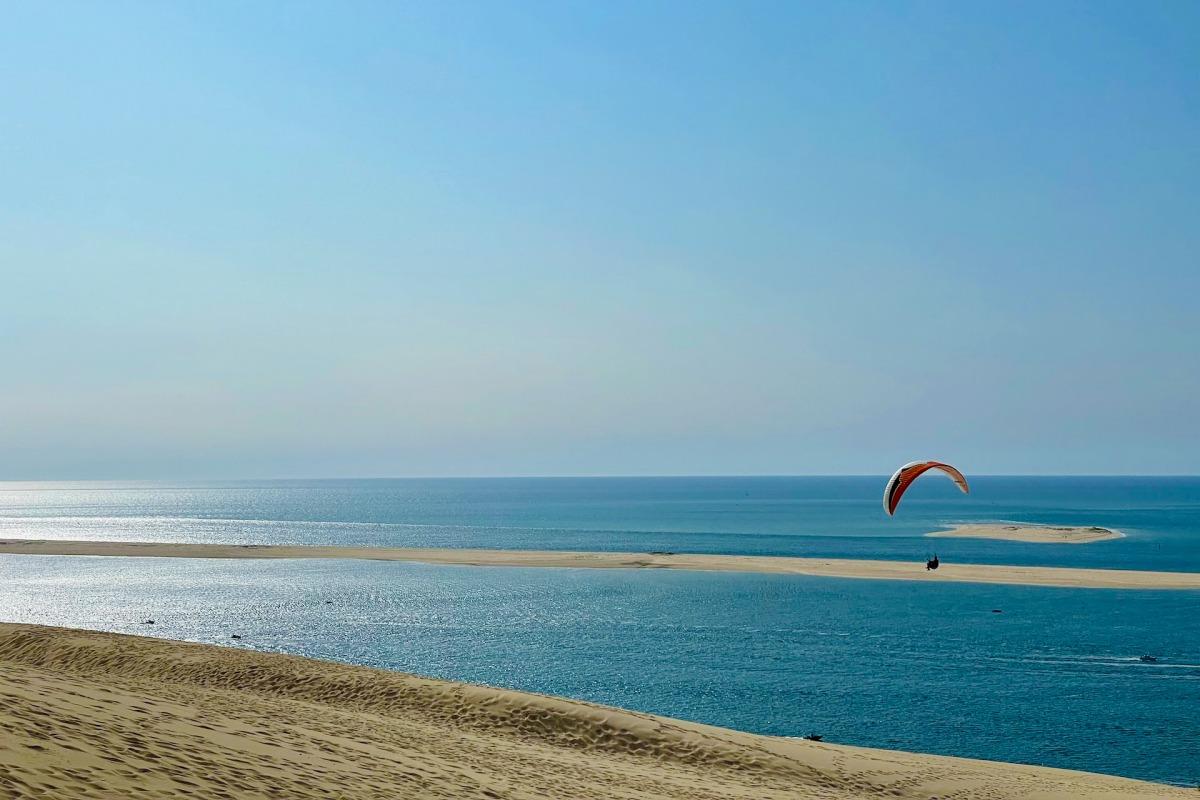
[{"left": 1, "top": 1, "right": 1198, "bottom": 479}]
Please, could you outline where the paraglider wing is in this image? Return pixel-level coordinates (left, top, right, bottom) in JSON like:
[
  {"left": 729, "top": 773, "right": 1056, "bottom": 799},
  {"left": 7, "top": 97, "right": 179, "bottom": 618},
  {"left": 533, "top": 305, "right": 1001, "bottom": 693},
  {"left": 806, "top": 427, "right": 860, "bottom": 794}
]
[{"left": 883, "top": 461, "right": 969, "bottom": 516}]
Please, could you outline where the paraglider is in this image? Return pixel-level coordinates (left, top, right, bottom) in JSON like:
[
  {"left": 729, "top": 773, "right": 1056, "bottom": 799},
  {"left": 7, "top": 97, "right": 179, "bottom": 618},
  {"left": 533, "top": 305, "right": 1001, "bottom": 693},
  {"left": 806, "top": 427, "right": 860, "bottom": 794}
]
[{"left": 883, "top": 461, "right": 969, "bottom": 516}]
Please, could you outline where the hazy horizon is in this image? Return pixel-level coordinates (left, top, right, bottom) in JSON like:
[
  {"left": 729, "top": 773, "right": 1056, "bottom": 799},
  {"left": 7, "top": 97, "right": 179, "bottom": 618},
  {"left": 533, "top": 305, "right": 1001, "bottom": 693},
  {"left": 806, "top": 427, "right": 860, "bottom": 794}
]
[
  {"left": 3, "top": 2, "right": 1198, "bottom": 480},
  {"left": 3, "top": 473, "right": 1199, "bottom": 484}
]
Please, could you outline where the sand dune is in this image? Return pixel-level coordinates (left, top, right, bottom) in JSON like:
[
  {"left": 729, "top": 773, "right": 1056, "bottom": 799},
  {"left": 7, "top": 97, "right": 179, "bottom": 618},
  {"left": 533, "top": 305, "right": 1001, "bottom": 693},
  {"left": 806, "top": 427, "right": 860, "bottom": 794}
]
[
  {"left": 0, "top": 624, "right": 1189, "bottom": 800},
  {"left": 1, "top": 538, "right": 1199, "bottom": 589},
  {"left": 928, "top": 524, "right": 1123, "bottom": 544}
]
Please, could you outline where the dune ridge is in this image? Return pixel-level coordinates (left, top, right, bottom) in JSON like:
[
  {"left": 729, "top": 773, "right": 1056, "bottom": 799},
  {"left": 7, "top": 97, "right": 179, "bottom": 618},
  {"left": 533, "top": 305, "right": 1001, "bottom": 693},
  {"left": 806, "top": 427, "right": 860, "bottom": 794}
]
[
  {"left": 0, "top": 624, "right": 1190, "bottom": 799},
  {"left": 2, "top": 538, "right": 1199, "bottom": 589}
]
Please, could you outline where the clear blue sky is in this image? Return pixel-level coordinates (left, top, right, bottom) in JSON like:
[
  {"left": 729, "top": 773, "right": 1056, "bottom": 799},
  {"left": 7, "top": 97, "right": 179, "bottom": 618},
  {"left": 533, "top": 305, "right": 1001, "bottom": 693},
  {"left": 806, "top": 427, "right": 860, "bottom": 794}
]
[{"left": 2, "top": 1, "right": 1197, "bottom": 478}]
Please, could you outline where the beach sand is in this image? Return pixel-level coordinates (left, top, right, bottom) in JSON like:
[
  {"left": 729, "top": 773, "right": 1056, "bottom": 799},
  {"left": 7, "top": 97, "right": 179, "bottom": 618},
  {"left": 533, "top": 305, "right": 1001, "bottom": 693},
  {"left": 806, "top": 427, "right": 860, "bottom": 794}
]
[
  {"left": 928, "top": 524, "right": 1123, "bottom": 544},
  {"left": 1, "top": 539, "right": 1198, "bottom": 589},
  {"left": 0, "top": 623, "right": 1189, "bottom": 800}
]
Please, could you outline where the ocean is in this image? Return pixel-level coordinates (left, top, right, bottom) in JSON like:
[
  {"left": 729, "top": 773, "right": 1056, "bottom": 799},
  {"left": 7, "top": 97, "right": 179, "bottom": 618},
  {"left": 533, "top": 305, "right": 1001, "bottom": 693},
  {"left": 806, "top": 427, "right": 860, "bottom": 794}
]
[{"left": 0, "top": 477, "right": 1197, "bottom": 785}]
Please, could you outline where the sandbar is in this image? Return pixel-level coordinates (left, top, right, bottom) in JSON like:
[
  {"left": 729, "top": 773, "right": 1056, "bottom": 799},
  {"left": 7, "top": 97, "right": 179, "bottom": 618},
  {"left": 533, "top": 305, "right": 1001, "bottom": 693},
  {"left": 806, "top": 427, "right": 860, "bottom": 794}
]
[
  {"left": 0, "top": 623, "right": 1189, "bottom": 799},
  {"left": 0, "top": 538, "right": 1197, "bottom": 589},
  {"left": 928, "top": 523, "right": 1123, "bottom": 544}
]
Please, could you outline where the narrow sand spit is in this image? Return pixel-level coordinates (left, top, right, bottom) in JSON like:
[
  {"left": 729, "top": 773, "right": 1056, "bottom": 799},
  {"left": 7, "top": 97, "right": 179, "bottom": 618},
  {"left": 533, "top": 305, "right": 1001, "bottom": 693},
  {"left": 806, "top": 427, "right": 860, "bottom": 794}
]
[
  {"left": 927, "top": 524, "right": 1123, "bottom": 544},
  {"left": 1, "top": 539, "right": 1198, "bottom": 589},
  {"left": 0, "top": 624, "right": 1189, "bottom": 800}
]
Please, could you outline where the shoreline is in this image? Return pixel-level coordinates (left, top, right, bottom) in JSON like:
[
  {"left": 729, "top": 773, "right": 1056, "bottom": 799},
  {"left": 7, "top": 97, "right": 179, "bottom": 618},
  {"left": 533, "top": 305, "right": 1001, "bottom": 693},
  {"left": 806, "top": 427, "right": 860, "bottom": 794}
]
[
  {"left": 1, "top": 538, "right": 1198, "bottom": 589},
  {"left": 0, "top": 623, "right": 1190, "bottom": 799},
  {"left": 928, "top": 523, "right": 1123, "bottom": 544}
]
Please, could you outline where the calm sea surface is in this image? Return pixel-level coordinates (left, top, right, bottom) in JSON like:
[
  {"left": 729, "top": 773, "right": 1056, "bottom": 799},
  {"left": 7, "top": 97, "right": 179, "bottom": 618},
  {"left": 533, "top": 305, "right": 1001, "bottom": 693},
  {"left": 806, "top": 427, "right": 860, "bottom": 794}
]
[{"left": 0, "top": 477, "right": 1197, "bottom": 785}]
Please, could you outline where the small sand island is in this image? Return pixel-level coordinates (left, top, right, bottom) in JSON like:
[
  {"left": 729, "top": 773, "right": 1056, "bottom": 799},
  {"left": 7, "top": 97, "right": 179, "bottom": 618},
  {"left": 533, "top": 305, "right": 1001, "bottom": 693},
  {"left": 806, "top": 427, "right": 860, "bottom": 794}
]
[
  {"left": 1, "top": 538, "right": 1198, "bottom": 590},
  {"left": 0, "top": 623, "right": 1190, "bottom": 800},
  {"left": 928, "top": 524, "right": 1123, "bottom": 544}
]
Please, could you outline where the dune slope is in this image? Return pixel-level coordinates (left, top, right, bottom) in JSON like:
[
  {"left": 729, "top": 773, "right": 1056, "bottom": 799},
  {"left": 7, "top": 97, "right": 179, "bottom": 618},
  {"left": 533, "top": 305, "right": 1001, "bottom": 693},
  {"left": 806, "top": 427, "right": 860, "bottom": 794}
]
[{"left": 0, "top": 624, "right": 1189, "bottom": 800}]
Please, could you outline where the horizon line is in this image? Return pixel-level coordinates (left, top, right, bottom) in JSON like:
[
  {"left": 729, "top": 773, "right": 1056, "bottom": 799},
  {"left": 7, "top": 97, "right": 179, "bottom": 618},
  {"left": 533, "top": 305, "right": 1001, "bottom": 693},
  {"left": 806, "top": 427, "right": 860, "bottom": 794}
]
[{"left": 1, "top": 473, "right": 1199, "bottom": 484}]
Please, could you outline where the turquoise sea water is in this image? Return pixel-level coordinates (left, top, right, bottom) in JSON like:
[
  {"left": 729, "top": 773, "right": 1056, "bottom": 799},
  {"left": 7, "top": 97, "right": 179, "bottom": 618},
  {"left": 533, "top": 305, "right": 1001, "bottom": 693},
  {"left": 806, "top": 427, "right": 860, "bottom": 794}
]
[{"left": 0, "top": 477, "right": 1197, "bottom": 785}]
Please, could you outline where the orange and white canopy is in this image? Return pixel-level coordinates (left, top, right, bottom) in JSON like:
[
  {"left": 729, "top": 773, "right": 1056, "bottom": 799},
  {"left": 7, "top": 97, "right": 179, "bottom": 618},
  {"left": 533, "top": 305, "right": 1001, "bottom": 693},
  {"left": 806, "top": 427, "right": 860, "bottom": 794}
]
[{"left": 883, "top": 461, "right": 969, "bottom": 516}]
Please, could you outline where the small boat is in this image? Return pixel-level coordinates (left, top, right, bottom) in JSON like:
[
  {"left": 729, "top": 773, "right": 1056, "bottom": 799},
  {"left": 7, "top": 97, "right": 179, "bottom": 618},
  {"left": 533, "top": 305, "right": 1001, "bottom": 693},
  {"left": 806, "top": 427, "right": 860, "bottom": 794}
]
[{"left": 1138, "top": 655, "right": 1158, "bottom": 663}]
